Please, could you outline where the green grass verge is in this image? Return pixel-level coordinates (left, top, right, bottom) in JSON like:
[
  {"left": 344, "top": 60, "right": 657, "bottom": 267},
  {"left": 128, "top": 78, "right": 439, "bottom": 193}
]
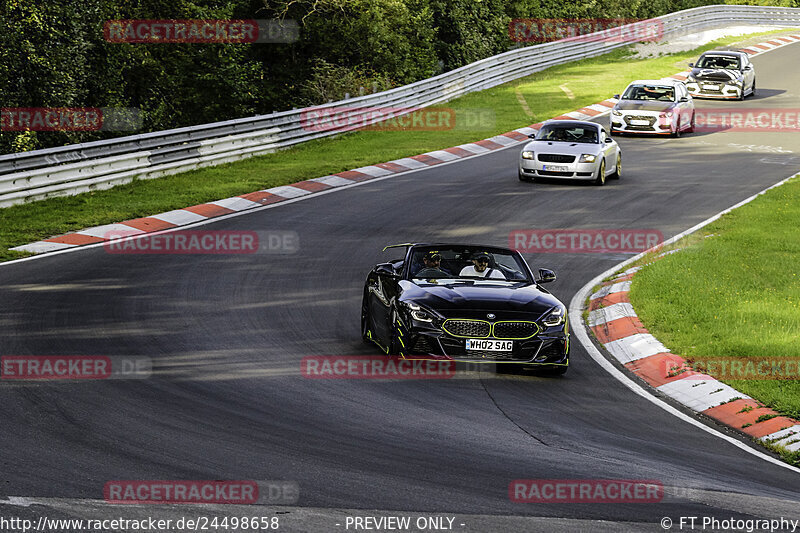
[
  {"left": 1, "top": 28, "right": 796, "bottom": 262},
  {"left": 629, "top": 175, "right": 800, "bottom": 449}
]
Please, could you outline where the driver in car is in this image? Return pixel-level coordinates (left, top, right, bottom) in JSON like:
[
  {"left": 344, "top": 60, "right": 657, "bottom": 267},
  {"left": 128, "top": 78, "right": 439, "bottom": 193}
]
[
  {"left": 459, "top": 251, "right": 505, "bottom": 279},
  {"left": 415, "top": 251, "right": 451, "bottom": 277}
]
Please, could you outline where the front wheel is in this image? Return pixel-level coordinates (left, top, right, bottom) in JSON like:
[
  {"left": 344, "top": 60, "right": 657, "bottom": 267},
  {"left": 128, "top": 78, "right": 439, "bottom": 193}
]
[
  {"left": 388, "top": 307, "right": 407, "bottom": 356},
  {"left": 686, "top": 112, "right": 695, "bottom": 133},
  {"left": 738, "top": 87, "right": 746, "bottom": 101},
  {"left": 610, "top": 153, "right": 621, "bottom": 179},
  {"left": 361, "top": 290, "right": 372, "bottom": 343},
  {"left": 594, "top": 159, "right": 606, "bottom": 186},
  {"left": 751, "top": 79, "right": 756, "bottom": 98},
  {"left": 519, "top": 172, "right": 530, "bottom": 182}
]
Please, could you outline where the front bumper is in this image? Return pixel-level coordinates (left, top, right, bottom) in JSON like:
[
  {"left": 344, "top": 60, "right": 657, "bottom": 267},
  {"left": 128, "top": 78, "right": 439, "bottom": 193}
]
[
  {"left": 610, "top": 112, "right": 673, "bottom": 134},
  {"left": 400, "top": 315, "right": 570, "bottom": 367},
  {"left": 519, "top": 158, "right": 597, "bottom": 180},
  {"left": 685, "top": 81, "right": 742, "bottom": 99}
]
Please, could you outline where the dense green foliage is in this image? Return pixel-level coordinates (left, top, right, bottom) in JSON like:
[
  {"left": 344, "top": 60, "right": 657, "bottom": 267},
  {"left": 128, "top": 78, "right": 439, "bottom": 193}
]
[{"left": 1, "top": 0, "right": 797, "bottom": 153}]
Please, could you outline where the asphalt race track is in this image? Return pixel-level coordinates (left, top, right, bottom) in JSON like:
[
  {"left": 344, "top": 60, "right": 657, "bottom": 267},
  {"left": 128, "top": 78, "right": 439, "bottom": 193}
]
[{"left": 1, "top": 42, "right": 800, "bottom": 532}]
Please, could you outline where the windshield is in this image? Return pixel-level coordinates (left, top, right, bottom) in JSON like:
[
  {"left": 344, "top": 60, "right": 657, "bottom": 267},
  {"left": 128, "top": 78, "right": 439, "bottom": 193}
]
[
  {"left": 621, "top": 85, "right": 675, "bottom": 102},
  {"left": 696, "top": 55, "right": 741, "bottom": 70},
  {"left": 534, "top": 124, "right": 599, "bottom": 143},
  {"left": 408, "top": 245, "right": 530, "bottom": 281}
]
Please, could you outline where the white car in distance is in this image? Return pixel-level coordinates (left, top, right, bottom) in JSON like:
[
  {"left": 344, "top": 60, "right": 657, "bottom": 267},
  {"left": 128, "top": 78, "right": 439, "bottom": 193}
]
[{"left": 610, "top": 79, "right": 695, "bottom": 137}]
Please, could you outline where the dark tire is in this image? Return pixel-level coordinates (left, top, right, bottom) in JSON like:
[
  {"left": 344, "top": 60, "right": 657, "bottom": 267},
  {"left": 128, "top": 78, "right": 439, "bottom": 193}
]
[
  {"left": 594, "top": 159, "right": 606, "bottom": 186},
  {"left": 610, "top": 153, "right": 621, "bottom": 179},
  {"left": 361, "top": 290, "right": 372, "bottom": 343},
  {"left": 672, "top": 117, "right": 681, "bottom": 138},
  {"left": 739, "top": 87, "right": 745, "bottom": 101},
  {"left": 388, "top": 307, "right": 406, "bottom": 356},
  {"left": 518, "top": 172, "right": 530, "bottom": 182},
  {"left": 751, "top": 79, "right": 756, "bottom": 98},
  {"left": 686, "top": 112, "right": 695, "bottom": 133}
]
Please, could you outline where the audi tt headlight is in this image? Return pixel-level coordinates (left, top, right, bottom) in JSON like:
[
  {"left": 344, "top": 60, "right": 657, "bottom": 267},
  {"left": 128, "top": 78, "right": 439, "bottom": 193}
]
[
  {"left": 401, "top": 301, "right": 434, "bottom": 323},
  {"left": 612, "top": 109, "right": 622, "bottom": 116},
  {"left": 542, "top": 306, "right": 566, "bottom": 327},
  {"left": 521, "top": 151, "right": 534, "bottom": 160},
  {"left": 578, "top": 154, "right": 597, "bottom": 163}
]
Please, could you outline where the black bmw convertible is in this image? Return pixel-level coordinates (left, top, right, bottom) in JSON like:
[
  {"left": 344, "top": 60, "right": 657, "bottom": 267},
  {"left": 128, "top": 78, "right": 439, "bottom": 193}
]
[{"left": 361, "top": 243, "right": 569, "bottom": 373}]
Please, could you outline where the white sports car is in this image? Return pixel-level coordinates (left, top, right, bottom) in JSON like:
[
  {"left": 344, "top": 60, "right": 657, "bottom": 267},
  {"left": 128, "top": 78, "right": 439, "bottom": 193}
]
[
  {"left": 610, "top": 79, "right": 695, "bottom": 137},
  {"left": 518, "top": 120, "right": 620, "bottom": 186}
]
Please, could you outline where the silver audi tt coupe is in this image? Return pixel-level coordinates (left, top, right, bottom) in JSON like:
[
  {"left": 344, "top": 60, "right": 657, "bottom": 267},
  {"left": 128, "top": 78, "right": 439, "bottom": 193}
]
[{"left": 518, "top": 120, "right": 620, "bottom": 186}]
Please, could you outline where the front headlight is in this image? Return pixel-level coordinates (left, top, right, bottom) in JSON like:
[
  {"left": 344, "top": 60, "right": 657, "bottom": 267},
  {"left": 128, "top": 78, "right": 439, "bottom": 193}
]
[
  {"left": 659, "top": 111, "right": 673, "bottom": 118},
  {"left": 735, "top": 78, "right": 744, "bottom": 85},
  {"left": 578, "top": 154, "right": 596, "bottom": 163},
  {"left": 521, "top": 151, "right": 534, "bottom": 160},
  {"left": 686, "top": 75, "right": 696, "bottom": 82},
  {"left": 402, "top": 301, "right": 434, "bottom": 323},
  {"left": 542, "top": 307, "right": 566, "bottom": 327},
  {"left": 612, "top": 109, "right": 622, "bottom": 116}
]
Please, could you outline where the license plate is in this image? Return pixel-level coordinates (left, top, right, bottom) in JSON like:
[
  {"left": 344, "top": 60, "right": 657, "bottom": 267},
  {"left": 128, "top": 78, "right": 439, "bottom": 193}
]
[
  {"left": 542, "top": 164, "right": 568, "bottom": 171},
  {"left": 465, "top": 339, "right": 513, "bottom": 351},
  {"left": 630, "top": 119, "right": 650, "bottom": 126},
  {"left": 702, "top": 84, "right": 720, "bottom": 90}
]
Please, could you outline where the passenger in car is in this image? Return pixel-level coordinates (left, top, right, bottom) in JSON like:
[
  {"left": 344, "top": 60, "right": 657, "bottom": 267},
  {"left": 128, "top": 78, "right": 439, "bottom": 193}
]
[{"left": 459, "top": 252, "right": 505, "bottom": 279}]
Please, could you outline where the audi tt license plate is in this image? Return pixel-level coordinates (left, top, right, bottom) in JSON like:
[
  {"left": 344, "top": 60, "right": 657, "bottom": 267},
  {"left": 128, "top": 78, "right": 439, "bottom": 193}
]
[
  {"left": 702, "top": 84, "right": 720, "bottom": 90},
  {"left": 542, "top": 165, "right": 568, "bottom": 171},
  {"left": 630, "top": 119, "right": 650, "bottom": 126},
  {"left": 465, "top": 339, "right": 513, "bottom": 351}
]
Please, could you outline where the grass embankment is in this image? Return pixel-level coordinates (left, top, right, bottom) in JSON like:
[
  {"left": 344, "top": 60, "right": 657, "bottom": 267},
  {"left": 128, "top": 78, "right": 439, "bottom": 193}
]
[
  {"left": 629, "top": 176, "right": 800, "bottom": 465},
  {"left": 0, "top": 28, "right": 794, "bottom": 262}
]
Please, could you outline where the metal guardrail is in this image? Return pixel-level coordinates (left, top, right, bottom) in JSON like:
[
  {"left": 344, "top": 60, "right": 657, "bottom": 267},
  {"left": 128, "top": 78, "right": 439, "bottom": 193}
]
[{"left": 2, "top": 4, "right": 799, "bottom": 207}]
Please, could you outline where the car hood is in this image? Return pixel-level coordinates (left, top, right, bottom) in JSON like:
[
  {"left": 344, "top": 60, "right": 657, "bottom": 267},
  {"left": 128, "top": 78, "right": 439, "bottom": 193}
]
[
  {"left": 400, "top": 279, "right": 560, "bottom": 316},
  {"left": 690, "top": 68, "right": 741, "bottom": 82},
  {"left": 521, "top": 140, "right": 601, "bottom": 154},
  {"left": 615, "top": 100, "right": 676, "bottom": 113}
]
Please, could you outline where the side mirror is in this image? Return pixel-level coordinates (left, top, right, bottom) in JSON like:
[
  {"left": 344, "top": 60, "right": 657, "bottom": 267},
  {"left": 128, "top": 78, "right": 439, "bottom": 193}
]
[
  {"left": 688, "top": 62, "right": 694, "bottom": 67},
  {"left": 375, "top": 263, "right": 399, "bottom": 277},
  {"left": 613, "top": 94, "right": 620, "bottom": 99},
  {"left": 679, "top": 96, "right": 689, "bottom": 102},
  {"left": 744, "top": 65, "right": 752, "bottom": 71},
  {"left": 528, "top": 133, "right": 537, "bottom": 139},
  {"left": 604, "top": 137, "right": 612, "bottom": 143},
  {"left": 537, "top": 268, "right": 557, "bottom": 283}
]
